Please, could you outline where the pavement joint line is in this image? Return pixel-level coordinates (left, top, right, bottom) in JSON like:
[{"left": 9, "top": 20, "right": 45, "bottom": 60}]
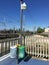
[
  {"left": 23, "top": 55, "right": 29, "bottom": 60},
  {"left": 14, "top": 55, "right": 29, "bottom": 64},
  {"left": 0, "top": 53, "right": 9, "bottom": 61},
  {"left": 0, "top": 54, "right": 29, "bottom": 62}
]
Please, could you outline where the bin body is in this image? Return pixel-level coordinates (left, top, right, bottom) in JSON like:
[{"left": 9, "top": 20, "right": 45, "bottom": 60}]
[
  {"left": 18, "top": 46, "right": 25, "bottom": 59},
  {"left": 10, "top": 46, "right": 17, "bottom": 58}
]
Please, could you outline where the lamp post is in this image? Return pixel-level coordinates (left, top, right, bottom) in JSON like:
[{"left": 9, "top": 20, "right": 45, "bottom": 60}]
[
  {"left": 20, "top": 0, "right": 23, "bottom": 45},
  {"left": 16, "top": 0, "right": 27, "bottom": 65},
  {"left": 20, "top": 0, "right": 26, "bottom": 45}
]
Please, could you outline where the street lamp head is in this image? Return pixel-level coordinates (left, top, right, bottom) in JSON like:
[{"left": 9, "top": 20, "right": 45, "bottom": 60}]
[{"left": 21, "top": 2, "right": 27, "bottom": 10}]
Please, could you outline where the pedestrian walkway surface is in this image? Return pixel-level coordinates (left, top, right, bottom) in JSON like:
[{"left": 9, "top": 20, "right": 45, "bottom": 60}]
[{"left": 0, "top": 56, "right": 49, "bottom": 65}]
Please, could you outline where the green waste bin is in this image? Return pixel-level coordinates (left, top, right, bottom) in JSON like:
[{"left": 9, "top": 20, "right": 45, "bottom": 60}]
[{"left": 18, "top": 46, "right": 25, "bottom": 59}]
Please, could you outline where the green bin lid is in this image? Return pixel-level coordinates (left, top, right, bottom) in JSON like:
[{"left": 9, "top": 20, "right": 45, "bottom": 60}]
[{"left": 18, "top": 46, "right": 25, "bottom": 49}]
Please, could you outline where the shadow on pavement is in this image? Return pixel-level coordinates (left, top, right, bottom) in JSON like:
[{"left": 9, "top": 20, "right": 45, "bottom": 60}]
[
  {"left": 24, "top": 55, "right": 31, "bottom": 62},
  {"left": 18, "top": 53, "right": 31, "bottom": 64},
  {"left": 18, "top": 52, "right": 29, "bottom": 64}
]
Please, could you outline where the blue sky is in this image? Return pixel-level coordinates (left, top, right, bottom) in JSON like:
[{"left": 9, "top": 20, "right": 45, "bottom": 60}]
[{"left": 0, "top": 0, "right": 49, "bottom": 31}]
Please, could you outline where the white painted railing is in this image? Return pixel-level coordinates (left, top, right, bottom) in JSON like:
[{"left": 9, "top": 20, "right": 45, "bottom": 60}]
[{"left": 25, "top": 36, "right": 49, "bottom": 59}]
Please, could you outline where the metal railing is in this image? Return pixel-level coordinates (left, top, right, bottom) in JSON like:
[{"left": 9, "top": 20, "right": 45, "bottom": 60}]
[
  {"left": 0, "top": 36, "right": 25, "bottom": 57},
  {"left": 0, "top": 35, "right": 49, "bottom": 59},
  {"left": 25, "top": 36, "right": 49, "bottom": 59},
  {"left": 0, "top": 38, "right": 19, "bottom": 57}
]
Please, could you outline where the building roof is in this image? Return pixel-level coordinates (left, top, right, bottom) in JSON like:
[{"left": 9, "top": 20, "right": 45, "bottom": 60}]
[{"left": 41, "top": 32, "right": 49, "bottom": 36}]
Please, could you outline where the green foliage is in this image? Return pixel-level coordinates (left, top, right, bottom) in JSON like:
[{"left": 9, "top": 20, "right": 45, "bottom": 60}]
[{"left": 37, "top": 27, "right": 44, "bottom": 33}]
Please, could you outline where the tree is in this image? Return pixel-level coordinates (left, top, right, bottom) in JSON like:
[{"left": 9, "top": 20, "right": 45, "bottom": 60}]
[{"left": 37, "top": 27, "right": 44, "bottom": 33}]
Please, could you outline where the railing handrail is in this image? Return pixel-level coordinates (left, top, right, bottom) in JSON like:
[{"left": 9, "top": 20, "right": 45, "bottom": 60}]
[
  {"left": 0, "top": 38, "right": 19, "bottom": 43},
  {"left": 0, "top": 37, "right": 20, "bottom": 57}
]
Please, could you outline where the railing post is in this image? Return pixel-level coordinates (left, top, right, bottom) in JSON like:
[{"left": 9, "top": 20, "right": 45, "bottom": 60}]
[
  {"left": 1, "top": 42, "right": 4, "bottom": 56},
  {"left": 24, "top": 36, "right": 25, "bottom": 46},
  {"left": 5, "top": 41, "right": 7, "bottom": 54},
  {"left": 8, "top": 41, "right": 10, "bottom": 52},
  {"left": 43, "top": 38, "right": 44, "bottom": 57},
  {"left": 0, "top": 43, "right": 1, "bottom": 57}
]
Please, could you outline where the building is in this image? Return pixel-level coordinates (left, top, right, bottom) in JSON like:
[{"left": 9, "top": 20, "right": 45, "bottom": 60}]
[
  {"left": 41, "top": 27, "right": 49, "bottom": 37},
  {"left": 45, "top": 27, "right": 49, "bottom": 32}
]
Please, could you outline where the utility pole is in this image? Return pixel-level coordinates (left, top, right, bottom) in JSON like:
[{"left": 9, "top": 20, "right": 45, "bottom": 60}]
[
  {"left": 16, "top": 0, "right": 27, "bottom": 65},
  {"left": 20, "top": 0, "right": 23, "bottom": 45},
  {"left": 20, "top": 0, "right": 26, "bottom": 45}
]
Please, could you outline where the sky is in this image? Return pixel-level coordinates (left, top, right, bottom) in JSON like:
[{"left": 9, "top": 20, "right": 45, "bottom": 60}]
[{"left": 0, "top": 0, "right": 49, "bottom": 31}]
